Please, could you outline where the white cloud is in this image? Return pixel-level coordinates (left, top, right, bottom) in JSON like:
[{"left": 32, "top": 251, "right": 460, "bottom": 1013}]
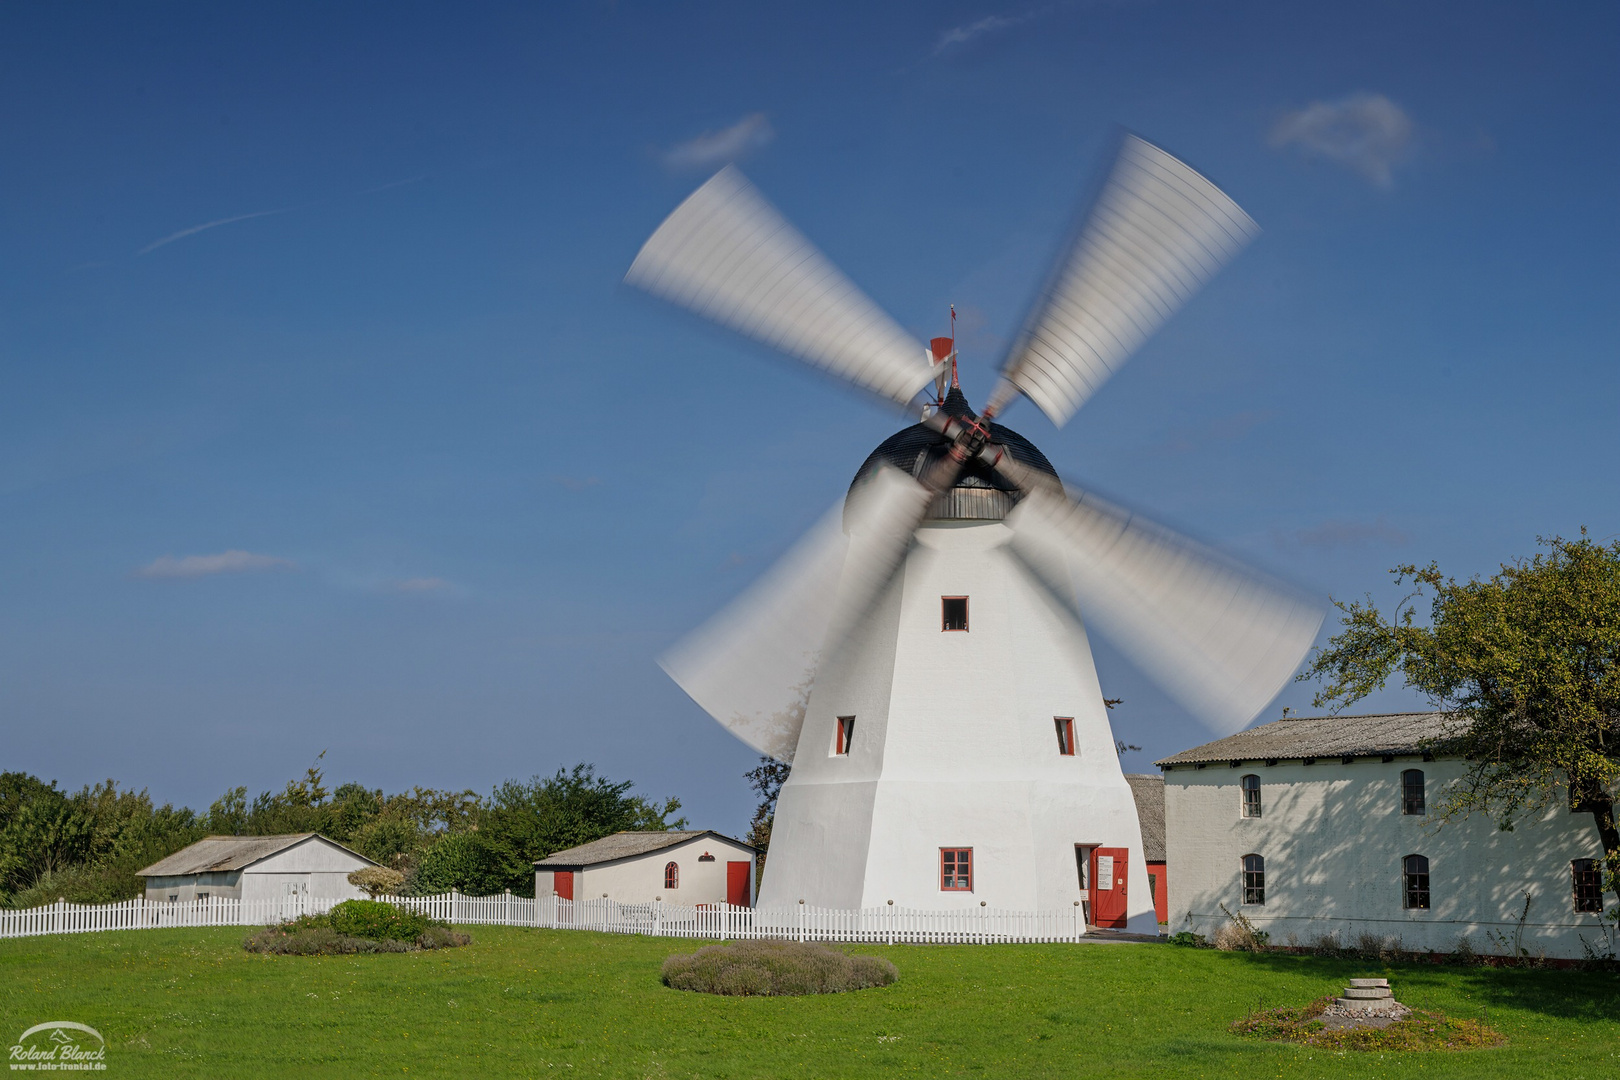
[
  {"left": 662, "top": 113, "right": 775, "bottom": 171},
  {"left": 934, "top": 5, "right": 1052, "bottom": 55},
  {"left": 1270, "top": 93, "right": 1415, "bottom": 189},
  {"left": 137, "top": 208, "right": 290, "bottom": 256},
  {"left": 136, "top": 549, "right": 296, "bottom": 579},
  {"left": 388, "top": 577, "right": 451, "bottom": 593}
]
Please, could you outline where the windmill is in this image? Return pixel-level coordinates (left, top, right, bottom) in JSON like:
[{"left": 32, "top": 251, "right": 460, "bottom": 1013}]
[{"left": 626, "top": 133, "right": 1323, "bottom": 930}]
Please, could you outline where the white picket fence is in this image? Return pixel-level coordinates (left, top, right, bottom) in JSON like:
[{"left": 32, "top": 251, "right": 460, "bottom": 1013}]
[{"left": 0, "top": 891, "right": 1090, "bottom": 945}]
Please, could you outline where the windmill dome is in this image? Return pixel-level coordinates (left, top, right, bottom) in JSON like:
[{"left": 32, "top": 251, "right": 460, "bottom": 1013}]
[{"left": 849, "top": 386, "right": 1059, "bottom": 521}]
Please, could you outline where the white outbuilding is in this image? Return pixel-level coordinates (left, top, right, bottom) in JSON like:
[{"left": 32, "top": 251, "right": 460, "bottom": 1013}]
[
  {"left": 1160, "top": 711, "right": 1613, "bottom": 960},
  {"left": 534, "top": 831, "right": 757, "bottom": 907},
  {"left": 137, "top": 833, "right": 378, "bottom": 904}
]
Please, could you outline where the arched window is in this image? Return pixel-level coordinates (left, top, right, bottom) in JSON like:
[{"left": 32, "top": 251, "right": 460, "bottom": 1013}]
[
  {"left": 1403, "top": 854, "right": 1430, "bottom": 910},
  {"left": 1240, "top": 775, "right": 1262, "bottom": 818},
  {"left": 1573, "top": 859, "right": 1603, "bottom": 913},
  {"left": 1241, "top": 854, "right": 1265, "bottom": 905},
  {"left": 1401, "top": 770, "right": 1426, "bottom": 815},
  {"left": 664, "top": 861, "right": 679, "bottom": 890}
]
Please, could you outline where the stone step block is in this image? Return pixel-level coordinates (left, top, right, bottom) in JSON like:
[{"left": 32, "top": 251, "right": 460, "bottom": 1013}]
[
  {"left": 1343, "top": 987, "right": 1392, "bottom": 999},
  {"left": 1348, "top": 978, "right": 1389, "bottom": 988}
]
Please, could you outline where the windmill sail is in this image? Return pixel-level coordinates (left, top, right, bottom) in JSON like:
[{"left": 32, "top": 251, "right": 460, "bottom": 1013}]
[
  {"left": 990, "top": 134, "right": 1259, "bottom": 427},
  {"left": 626, "top": 166, "right": 938, "bottom": 408},
  {"left": 1004, "top": 478, "right": 1323, "bottom": 734},
  {"left": 659, "top": 466, "right": 929, "bottom": 760}
]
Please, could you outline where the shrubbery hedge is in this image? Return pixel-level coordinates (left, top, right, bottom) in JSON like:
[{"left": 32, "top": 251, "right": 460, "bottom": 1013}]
[
  {"left": 661, "top": 941, "right": 897, "bottom": 996},
  {"left": 242, "top": 902, "right": 468, "bottom": 956},
  {"left": 328, "top": 899, "right": 434, "bottom": 941}
]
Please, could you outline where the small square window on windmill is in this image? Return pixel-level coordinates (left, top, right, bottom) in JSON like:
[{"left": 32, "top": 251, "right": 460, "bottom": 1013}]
[{"left": 631, "top": 131, "right": 1325, "bottom": 913}]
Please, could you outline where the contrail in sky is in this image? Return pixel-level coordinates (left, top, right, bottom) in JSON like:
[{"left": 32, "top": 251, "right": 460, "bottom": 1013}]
[
  {"left": 133, "top": 173, "right": 428, "bottom": 256},
  {"left": 136, "top": 208, "right": 291, "bottom": 255}
]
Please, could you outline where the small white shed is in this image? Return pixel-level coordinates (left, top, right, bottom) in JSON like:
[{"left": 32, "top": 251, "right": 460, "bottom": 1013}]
[
  {"left": 137, "top": 833, "right": 378, "bottom": 904},
  {"left": 534, "top": 831, "right": 757, "bottom": 907}
]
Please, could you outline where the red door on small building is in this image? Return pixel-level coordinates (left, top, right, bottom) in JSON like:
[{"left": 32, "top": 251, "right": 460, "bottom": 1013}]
[
  {"left": 726, "top": 862, "right": 752, "bottom": 908},
  {"left": 554, "top": 870, "right": 574, "bottom": 901},
  {"left": 1147, "top": 862, "right": 1168, "bottom": 925},
  {"left": 1090, "top": 847, "right": 1129, "bottom": 928}
]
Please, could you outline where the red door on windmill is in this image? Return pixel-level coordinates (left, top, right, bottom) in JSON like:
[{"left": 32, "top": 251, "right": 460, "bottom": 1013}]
[{"left": 1090, "top": 848, "right": 1129, "bottom": 929}]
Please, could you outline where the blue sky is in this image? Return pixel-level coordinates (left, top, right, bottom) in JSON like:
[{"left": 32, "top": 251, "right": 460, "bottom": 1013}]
[{"left": 3, "top": 2, "right": 1616, "bottom": 834}]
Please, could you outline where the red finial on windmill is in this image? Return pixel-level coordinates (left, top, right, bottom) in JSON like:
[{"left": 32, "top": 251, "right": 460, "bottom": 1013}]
[{"left": 929, "top": 306, "right": 960, "bottom": 400}]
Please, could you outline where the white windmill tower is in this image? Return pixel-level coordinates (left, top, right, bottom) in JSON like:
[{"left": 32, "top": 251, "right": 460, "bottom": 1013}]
[{"left": 627, "top": 134, "right": 1323, "bottom": 932}]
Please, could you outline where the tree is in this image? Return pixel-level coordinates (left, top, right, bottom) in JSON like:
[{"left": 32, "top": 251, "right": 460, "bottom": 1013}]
[
  {"left": 743, "top": 756, "right": 791, "bottom": 883},
  {"left": 410, "top": 831, "right": 507, "bottom": 895},
  {"left": 476, "top": 763, "right": 686, "bottom": 895},
  {"left": 347, "top": 866, "right": 405, "bottom": 898},
  {"left": 1302, "top": 532, "right": 1620, "bottom": 906},
  {"left": 1104, "top": 697, "right": 1140, "bottom": 758}
]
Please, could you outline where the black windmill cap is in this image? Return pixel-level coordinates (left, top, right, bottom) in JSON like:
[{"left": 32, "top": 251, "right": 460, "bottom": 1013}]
[{"left": 849, "top": 390, "right": 1058, "bottom": 496}]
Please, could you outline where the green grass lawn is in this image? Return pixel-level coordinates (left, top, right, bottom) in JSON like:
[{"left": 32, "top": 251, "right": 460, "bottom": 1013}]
[{"left": 2, "top": 926, "right": 1617, "bottom": 1078}]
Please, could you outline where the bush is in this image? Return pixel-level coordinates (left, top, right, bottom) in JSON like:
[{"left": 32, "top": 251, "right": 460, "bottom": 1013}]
[
  {"left": 1309, "top": 930, "right": 1345, "bottom": 957},
  {"left": 243, "top": 906, "right": 470, "bottom": 956},
  {"left": 328, "top": 899, "right": 434, "bottom": 941},
  {"left": 8, "top": 864, "right": 144, "bottom": 908},
  {"left": 1166, "top": 931, "right": 1206, "bottom": 948},
  {"left": 348, "top": 866, "right": 405, "bottom": 898},
  {"left": 1213, "top": 905, "right": 1269, "bottom": 952},
  {"left": 416, "top": 925, "right": 468, "bottom": 950},
  {"left": 661, "top": 941, "right": 897, "bottom": 996},
  {"left": 244, "top": 925, "right": 414, "bottom": 955}
]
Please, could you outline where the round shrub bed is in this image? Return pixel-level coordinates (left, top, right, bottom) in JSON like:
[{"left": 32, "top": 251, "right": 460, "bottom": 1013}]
[
  {"left": 1230, "top": 996, "right": 1504, "bottom": 1052},
  {"left": 661, "top": 940, "right": 897, "bottom": 996},
  {"left": 244, "top": 899, "right": 470, "bottom": 956}
]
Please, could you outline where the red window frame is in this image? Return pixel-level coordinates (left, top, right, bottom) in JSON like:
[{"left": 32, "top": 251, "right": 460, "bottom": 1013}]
[
  {"left": 1054, "top": 717, "right": 1075, "bottom": 756},
  {"left": 835, "top": 715, "right": 855, "bottom": 755},
  {"left": 940, "top": 847, "right": 973, "bottom": 891},
  {"left": 941, "top": 596, "right": 969, "bottom": 632},
  {"left": 664, "top": 861, "right": 679, "bottom": 890}
]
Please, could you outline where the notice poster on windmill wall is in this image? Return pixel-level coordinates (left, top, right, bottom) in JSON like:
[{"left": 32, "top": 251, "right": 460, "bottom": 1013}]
[{"left": 1096, "top": 855, "right": 1114, "bottom": 889}]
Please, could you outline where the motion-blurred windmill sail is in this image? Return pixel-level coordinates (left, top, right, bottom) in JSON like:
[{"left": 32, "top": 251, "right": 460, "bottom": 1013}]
[
  {"left": 625, "top": 165, "right": 940, "bottom": 408},
  {"left": 658, "top": 466, "right": 933, "bottom": 760},
  {"left": 629, "top": 132, "right": 1321, "bottom": 758},
  {"left": 983, "top": 134, "right": 1260, "bottom": 425}
]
